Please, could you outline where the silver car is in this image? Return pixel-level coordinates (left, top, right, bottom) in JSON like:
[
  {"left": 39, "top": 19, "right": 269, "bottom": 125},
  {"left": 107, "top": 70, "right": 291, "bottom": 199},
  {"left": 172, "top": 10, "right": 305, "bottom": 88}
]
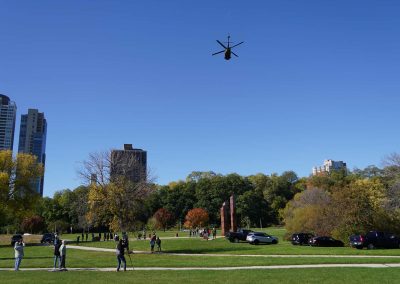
[{"left": 246, "top": 232, "right": 279, "bottom": 245}]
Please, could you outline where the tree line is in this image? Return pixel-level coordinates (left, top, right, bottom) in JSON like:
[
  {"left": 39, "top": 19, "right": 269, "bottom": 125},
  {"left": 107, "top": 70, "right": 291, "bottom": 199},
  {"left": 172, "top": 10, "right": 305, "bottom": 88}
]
[
  {"left": 2, "top": 149, "right": 399, "bottom": 243},
  {"left": 283, "top": 154, "right": 400, "bottom": 242}
]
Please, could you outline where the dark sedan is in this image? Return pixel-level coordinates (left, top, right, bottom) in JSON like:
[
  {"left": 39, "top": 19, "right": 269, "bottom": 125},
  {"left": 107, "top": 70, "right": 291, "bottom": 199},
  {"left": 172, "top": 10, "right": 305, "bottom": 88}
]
[
  {"left": 291, "top": 233, "right": 314, "bottom": 245},
  {"left": 309, "top": 236, "right": 344, "bottom": 247}
]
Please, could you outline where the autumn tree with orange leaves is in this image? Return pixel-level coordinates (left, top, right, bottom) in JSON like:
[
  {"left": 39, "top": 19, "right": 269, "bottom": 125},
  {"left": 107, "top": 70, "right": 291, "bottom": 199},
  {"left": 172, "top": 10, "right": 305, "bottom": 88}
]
[{"left": 184, "top": 208, "right": 209, "bottom": 228}]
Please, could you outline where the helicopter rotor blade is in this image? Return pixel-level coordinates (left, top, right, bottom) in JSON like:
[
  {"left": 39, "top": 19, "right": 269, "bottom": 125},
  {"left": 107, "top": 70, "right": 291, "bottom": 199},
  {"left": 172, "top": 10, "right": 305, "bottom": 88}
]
[
  {"left": 212, "top": 50, "right": 225, "bottom": 56},
  {"left": 232, "top": 51, "right": 239, "bottom": 57},
  {"left": 231, "top": 41, "right": 244, "bottom": 49},
  {"left": 216, "top": 40, "right": 227, "bottom": 49}
]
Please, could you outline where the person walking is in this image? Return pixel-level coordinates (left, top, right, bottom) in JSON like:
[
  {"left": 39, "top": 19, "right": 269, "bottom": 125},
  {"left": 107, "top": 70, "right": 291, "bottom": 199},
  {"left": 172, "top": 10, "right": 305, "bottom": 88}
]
[
  {"left": 53, "top": 239, "right": 62, "bottom": 270},
  {"left": 213, "top": 228, "right": 217, "bottom": 240},
  {"left": 156, "top": 237, "right": 162, "bottom": 252},
  {"left": 59, "top": 240, "right": 67, "bottom": 270},
  {"left": 150, "top": 234, "right": 156, "bottom": 253},
  {"left": 116, "top": 239, "right": 127, "bottom": 271},
  {"left": 14, "top": 239, "right": 25, "bottom": 271}
]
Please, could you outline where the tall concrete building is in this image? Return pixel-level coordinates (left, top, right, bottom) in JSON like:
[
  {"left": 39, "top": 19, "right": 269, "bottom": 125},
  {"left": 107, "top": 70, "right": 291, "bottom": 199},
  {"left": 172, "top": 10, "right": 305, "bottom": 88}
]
[
  {"left": 18, "top": 109, "right": 47, "bottom": 196},
  {"left": 0, "top": 94, "right": 17, "bottom": 150},
  {"left": 312, "top": 159, "right": 347, "bottom": 176},
  {"left": 110, "top": 144, "right": 147, "bottom": 183}
]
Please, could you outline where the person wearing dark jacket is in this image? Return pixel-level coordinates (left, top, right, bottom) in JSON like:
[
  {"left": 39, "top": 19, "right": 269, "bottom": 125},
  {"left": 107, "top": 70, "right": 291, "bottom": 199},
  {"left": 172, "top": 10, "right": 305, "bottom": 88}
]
[{"left": 116, "top": 239, "right": 127, "bottom": 271}]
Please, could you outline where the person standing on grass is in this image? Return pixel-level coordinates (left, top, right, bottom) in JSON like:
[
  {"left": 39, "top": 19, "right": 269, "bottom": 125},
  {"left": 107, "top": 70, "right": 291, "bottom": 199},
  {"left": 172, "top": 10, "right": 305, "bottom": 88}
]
[
  {"left": 14, "top": 239, "right": 25, "bottom": 271},
  {"left": 156, "top": 237, "right": 162, "bottom": 252},
  {"left": 116, "top": 239, "right": 127, "bottom": 271},
  {"left": 53, "top": 239, "right": 62, "bottom": 269},
  {"left": 150, "top": 234, "right": 156, "bottom": 253},
  {"left": 59, "top": 240, "right": 67, "bottom": 270}
]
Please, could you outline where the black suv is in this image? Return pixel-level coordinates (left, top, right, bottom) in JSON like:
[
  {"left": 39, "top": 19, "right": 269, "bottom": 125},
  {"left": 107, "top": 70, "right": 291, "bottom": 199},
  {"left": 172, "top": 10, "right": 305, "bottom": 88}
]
[
  {"left": 349, "top": 231, "right": 399, "bottom": 249},
  {"left": 11, "top": 234, "right": 23, "bottom": 246},
  {"left": 40, "top": 233, "right": 55, "bottom": 244},
  {"left": 291, "top": 233, "right": 314, "bottom": 245}
]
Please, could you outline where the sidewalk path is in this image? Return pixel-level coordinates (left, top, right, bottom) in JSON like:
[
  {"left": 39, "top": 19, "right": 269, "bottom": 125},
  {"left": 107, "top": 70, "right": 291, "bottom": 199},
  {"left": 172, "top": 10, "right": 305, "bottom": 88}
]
[
  {"left": 67, "top": 245, "right": 400, "bottom": 258},
  {"left": 2, "top": 263, "right": 400, "bottom": 271}
]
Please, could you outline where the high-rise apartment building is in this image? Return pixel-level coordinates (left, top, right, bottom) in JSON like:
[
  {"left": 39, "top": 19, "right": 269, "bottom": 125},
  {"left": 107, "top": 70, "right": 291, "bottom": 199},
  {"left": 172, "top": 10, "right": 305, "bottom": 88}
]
[
  {"left": 0, "top": 94, "right": 17, "bottom": 150},
  {"left": 110, "top": 144, "right": 147, "bottom": 183},
  {"left": 18, "top": 109, "right": 47, "bottom": 196},
  {"left": 312, "top": 159, "right": 347, "bottom": 176}
]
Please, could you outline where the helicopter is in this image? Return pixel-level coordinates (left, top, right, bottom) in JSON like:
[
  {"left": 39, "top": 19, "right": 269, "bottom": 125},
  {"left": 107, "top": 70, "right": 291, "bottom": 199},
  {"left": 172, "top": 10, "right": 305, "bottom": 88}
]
[{"left": 212, "top": 35, "right": 244, "bottom": 60}]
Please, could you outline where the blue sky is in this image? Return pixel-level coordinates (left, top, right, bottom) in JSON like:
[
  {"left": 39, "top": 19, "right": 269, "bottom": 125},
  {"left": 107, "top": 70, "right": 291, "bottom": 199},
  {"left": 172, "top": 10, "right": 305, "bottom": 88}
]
[{"left": 1, "top": 0, "right": 399, "bottom": 197}]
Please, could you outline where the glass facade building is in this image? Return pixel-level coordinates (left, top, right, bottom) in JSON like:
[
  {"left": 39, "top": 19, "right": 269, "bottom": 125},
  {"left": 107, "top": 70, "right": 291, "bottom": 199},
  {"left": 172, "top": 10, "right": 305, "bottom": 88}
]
[
  {"left": 0, "top": 94, "right": 17, "bottom": 150},
  {"left": 18, "top": 109, "right": 47, "bottom": 196}
]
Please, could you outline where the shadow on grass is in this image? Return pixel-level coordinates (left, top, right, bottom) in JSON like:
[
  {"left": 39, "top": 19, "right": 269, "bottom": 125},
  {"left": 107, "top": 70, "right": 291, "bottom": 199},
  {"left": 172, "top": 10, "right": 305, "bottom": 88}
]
[
  {"left": 0, "top": 256, "right": 53, "bottom": 260},
  {"left": 165, "top": 245, "right": 258, "bottom": 254},
  {"left": 0, "top": 243, "right": 48, "bottom": 248}
]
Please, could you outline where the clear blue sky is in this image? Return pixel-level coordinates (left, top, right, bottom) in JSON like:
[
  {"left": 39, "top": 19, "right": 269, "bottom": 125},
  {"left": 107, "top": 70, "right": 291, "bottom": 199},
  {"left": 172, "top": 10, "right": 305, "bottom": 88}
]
[{"left": 1, "top": 0, "right": 399, "bottom": 197}]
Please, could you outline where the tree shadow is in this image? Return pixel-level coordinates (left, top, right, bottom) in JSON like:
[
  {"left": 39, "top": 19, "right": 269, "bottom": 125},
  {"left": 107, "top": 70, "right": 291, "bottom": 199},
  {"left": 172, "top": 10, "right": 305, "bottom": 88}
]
[
  {"left": 165, "top": 246, "right": 257, "bottom": 254},
  {"left": 0, "top": 256, "right": 52, "bottom": 260}
]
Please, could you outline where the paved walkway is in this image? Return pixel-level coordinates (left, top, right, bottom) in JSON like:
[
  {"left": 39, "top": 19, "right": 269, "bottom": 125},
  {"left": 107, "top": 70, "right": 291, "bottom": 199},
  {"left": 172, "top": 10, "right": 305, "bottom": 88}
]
[
  {"left": 2, "top": 263, "right": 400, "bottom": 271},
  {"left": 67, "top": 245, "right": 400, "bottom": 258}
]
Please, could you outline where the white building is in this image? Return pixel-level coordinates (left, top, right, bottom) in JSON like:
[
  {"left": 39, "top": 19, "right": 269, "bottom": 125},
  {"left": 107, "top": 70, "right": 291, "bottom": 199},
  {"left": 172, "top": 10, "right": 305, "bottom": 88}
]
[{"left": 312, "top": 159, "right": 347, "bottom": 175}]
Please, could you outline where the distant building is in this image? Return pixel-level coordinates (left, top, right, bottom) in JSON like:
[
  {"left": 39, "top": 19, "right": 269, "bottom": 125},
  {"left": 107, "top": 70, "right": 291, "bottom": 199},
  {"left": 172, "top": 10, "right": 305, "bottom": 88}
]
[
  {"left": 0, "top": 94, "right": 17, "bottom": 150},
  {"left": 110, "top": 144, "right": 147, "bottom": 183},
  {"left": 312, "top": 159, "right": 347, "bottom": 176},
  {"left": 18, "top": 109, "right": 47, "bottom": 196}
]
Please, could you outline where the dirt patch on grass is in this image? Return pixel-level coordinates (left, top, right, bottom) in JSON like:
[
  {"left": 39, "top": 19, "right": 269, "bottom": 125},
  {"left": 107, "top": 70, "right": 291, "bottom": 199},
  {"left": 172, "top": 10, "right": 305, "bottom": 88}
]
[{"left": 0, "top": 234, "right": 42, "bottom": 246}]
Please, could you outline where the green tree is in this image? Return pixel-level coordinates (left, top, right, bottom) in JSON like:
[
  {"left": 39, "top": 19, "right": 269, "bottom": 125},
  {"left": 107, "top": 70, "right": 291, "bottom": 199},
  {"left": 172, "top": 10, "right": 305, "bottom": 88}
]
[{"left": 0, "top": 150, "right": 44, "bottom": 229}]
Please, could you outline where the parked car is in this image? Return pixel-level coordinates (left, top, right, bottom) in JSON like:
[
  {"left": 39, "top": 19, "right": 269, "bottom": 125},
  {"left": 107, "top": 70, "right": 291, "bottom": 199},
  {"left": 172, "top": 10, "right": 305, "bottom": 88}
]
[
  {"left": 246, "top": 232, "right": 279, "bottom": 245},
  {"left": 11, "top": 234, "right": 23, "bottom": 246},
  {"left": 40, "top": 233, "right": 55, "bottom": 244},
  {"left": 308, "top": 236, "right": 344, "bottom": 247},
  {"left": 225, "top": 229, "right": 253, "bottom": 243},
  {"left": 291, "top": 233, "right": 314, "bottom": 245},
  {"left": 350, "top": 231, "right": 400, "bottom": 249}
]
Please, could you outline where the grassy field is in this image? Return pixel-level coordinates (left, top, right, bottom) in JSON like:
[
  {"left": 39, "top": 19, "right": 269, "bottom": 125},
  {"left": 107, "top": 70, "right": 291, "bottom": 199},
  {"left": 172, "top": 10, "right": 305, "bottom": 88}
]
[
  {"left": 2, "top": 246, "right": 400, "bottom": 269},
  {"left": 73, "top": 236, "right": 400, "bottom": 256},
  {"left": 2, "top": 268, "right": 400, "bottom": 284},
  {"left": 2, "top": 227, "right": 400, "bottom": 283}
]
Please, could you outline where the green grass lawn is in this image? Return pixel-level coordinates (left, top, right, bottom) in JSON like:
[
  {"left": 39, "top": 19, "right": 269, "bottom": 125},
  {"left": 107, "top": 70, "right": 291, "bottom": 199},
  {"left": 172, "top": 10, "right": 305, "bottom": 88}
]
[
  {"left": 75, "top": 235, "right": 400, "bottom": 256},
  {"left": 2, "top": 227, "right": 400, "bottom": 283},
  {"left": 2, "top": 244, "right": 400, "bottom": 269},
  {"left": 2, "top": 268, "right": 400, "bottom": 284}
]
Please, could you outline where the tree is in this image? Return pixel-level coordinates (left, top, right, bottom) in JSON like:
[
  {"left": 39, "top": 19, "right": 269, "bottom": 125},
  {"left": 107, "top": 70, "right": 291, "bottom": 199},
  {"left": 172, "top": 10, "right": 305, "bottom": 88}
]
[
  {"left": 153, "top": 208, "right": 174, "bottom": 231},
  {"left": 0, "top": 150, "right": 44, "bottom": 228},
  {"left": 80, "top": 150, "right": 154, "bottom": 232},
  {"left": 236, "top": 189, "right": 271, "bottom": 227},
  {"left": 184, "top": 208, "right": 209, "bottom": 228},
  {"left": 282, "top": 187, "right": 332, "bottom": 236},
  {"left": 21, "top": 215, "right": 45, "bottom": 234}
]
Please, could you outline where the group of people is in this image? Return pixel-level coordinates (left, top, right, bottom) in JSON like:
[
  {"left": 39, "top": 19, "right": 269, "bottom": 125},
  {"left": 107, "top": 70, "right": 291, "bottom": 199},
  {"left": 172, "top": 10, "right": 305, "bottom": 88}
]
[
  {"left": 13, "top": 235, "right": 67, "bottom": 271},
  {"left": 76, "top": 232, "right": 118, "bottom": 243},
  {"left": 53, "top": 236, "right": 67, "bottom": 271},
  {"left": 13, "top": 231, "right": 165, "bottom": 272},
  {"left": 189, "top": 227, "right": 217, "bottom": 240},
  {"left": 149, "top": 234, "right": 161, "bottom": 253}
]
